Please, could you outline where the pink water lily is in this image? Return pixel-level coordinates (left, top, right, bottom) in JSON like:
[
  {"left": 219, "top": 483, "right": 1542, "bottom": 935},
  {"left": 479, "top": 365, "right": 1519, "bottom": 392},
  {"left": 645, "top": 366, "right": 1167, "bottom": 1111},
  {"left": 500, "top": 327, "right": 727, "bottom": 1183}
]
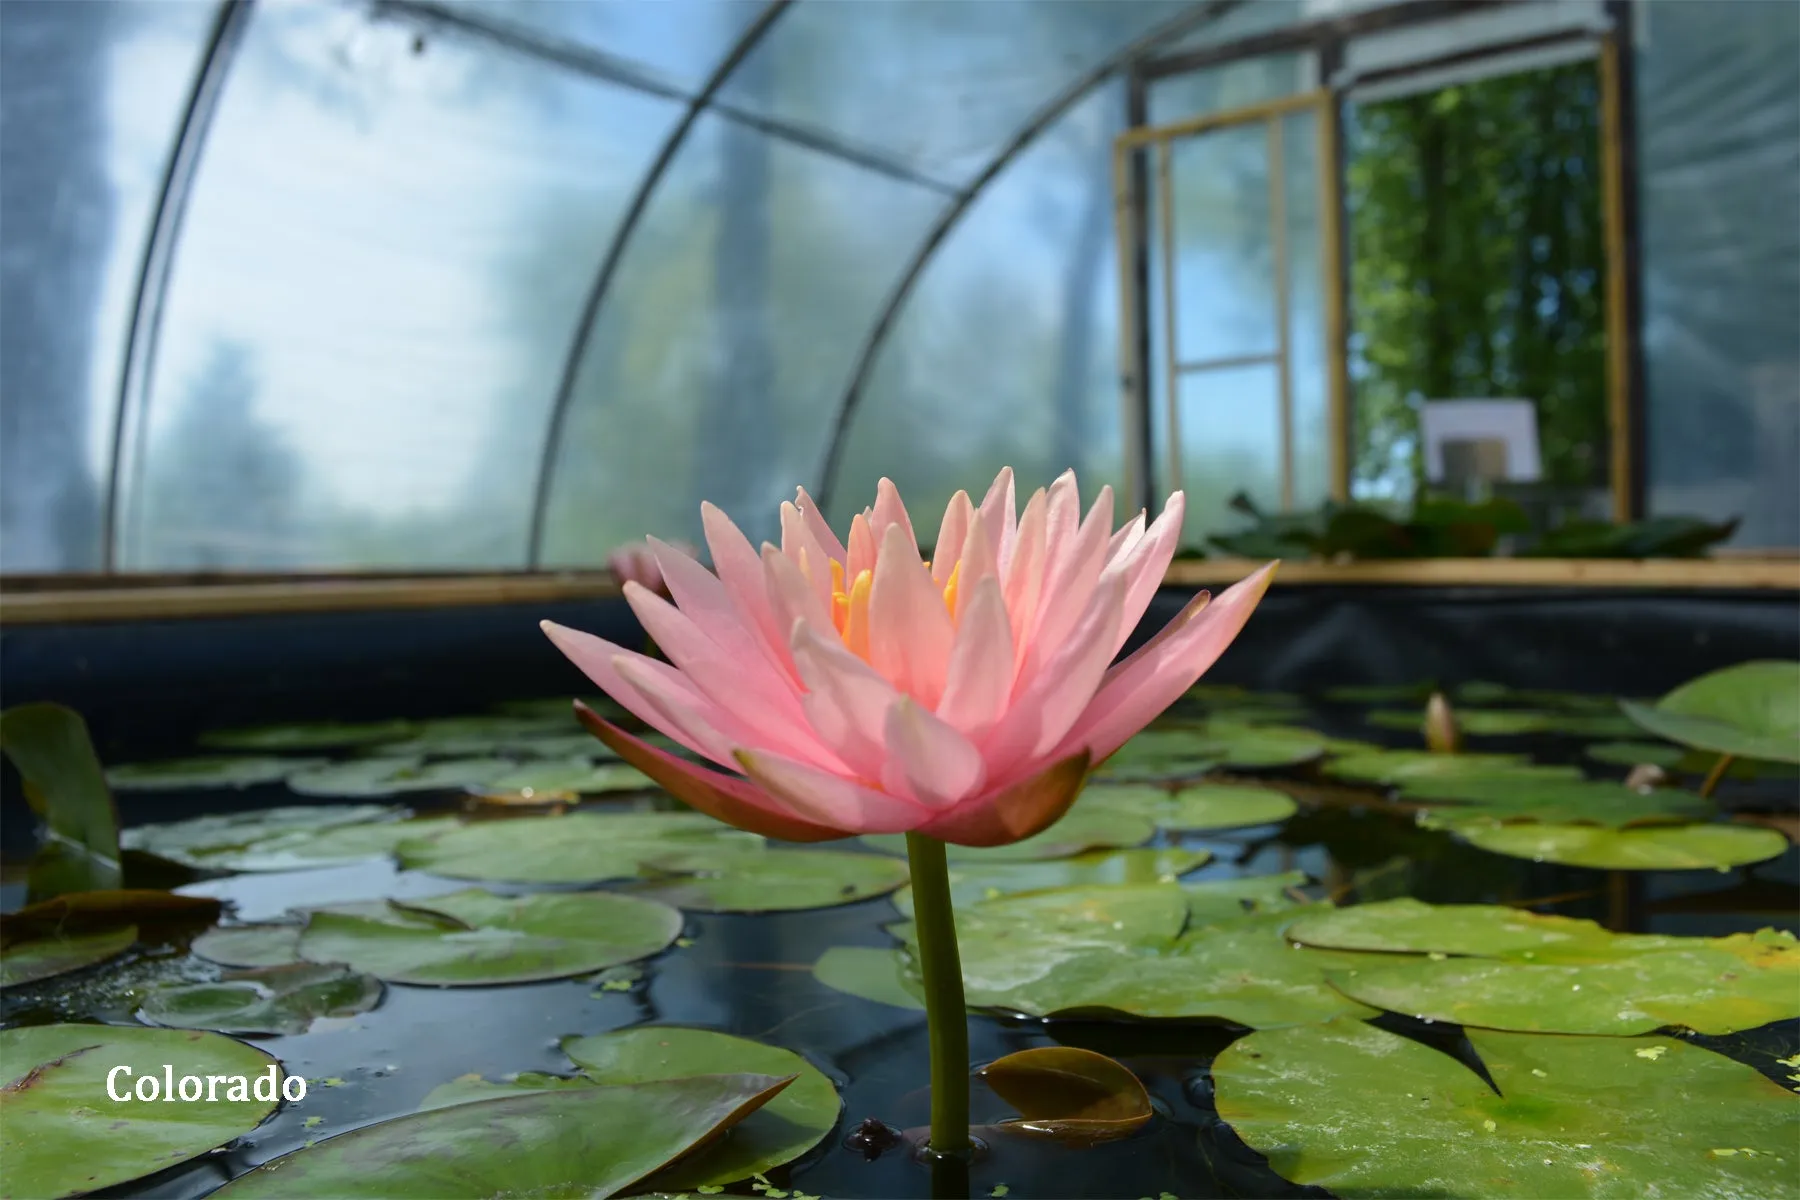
[
  {"left": 545, "top": 468, "right": 1275, "bottom": 846},
  {"left": 606, "top": 538, "right": 697, "bottom": 596}
]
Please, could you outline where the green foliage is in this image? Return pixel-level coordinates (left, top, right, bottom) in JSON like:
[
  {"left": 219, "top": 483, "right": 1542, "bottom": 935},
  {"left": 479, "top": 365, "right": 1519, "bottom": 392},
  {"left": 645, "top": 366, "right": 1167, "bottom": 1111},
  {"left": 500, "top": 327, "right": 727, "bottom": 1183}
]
[{"left": 0, "top": 703, "right": 122, "bottom": 899}]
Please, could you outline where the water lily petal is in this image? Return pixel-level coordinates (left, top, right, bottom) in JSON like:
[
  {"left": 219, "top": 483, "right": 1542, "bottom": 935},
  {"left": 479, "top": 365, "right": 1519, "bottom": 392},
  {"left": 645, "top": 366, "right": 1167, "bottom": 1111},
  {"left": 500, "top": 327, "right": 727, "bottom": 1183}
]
[
  {"left": 793, "top": 485, "right": 847, "bottom": 564},
  {"left": 936, "top": 575, "right": 1015, "bottom": 740},
  {"left": 735, "top": 748, "right": 932, "bottom": 833},
  {"left": 983, "top": 571, "right": 1127, "bottom": 771},
  {"left": 868, "top": 522, "right": 955, "bottom": 706},
  {"left": 1105, "top": 491, "right": 1185, "bottom": 659},
  {"left": 880, "top": 697, "right": 987, "bottom": 810},
  {"left": 977, "top": 466, "right": 1017, "bottom": 564},
  {"left": 780, "top": 501, "right": 836, "bottom": 613},
  {"left": 701, "top": 502, "right": 799, "bottom": 683},
  {"left": 846, "top": 512, "right": 877, "bottom": 582},
  {"left": 953, "top": 508, "right": 1000, "bottom": 623},
  {"left": 931, "top": 490, "right": 975, "bottom": 588},
  {"left": 540, "top": 621, "right": 732, "bottom": 766},
  {"left": 789, "top": 620, "right": 900, "bottom": 778},
  {"left": 1021, "top": 484, "right": 1114, "bottom": 683},
  {"left": 573, "top": 704, "right": 849, "bottom": 842},
  {"left": 763, "top": 543, "right": 838, "bottom": 640},
  {"left": 1058, "top": 561, "right": 1278, "bottom": 763},
  {"left": 1004, "top": 488, "right": 1048, "bottom": 666},
  {"left": 870, "top": 477, "right": 918, "bottom": 554},
  {"left": 917, "top": 751, "right": 1092, "bottom": 847}
]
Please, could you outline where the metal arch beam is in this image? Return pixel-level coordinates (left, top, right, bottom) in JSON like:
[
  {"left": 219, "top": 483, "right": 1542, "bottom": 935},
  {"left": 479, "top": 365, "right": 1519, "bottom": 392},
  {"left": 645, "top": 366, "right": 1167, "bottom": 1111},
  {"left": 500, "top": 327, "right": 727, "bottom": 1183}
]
[
  {"left": 811, "top": 0, "right": 1245, "bottom": 515},
  {"left": 524, "top": 0, "right": 793, "bottom": 568},
  {"left": 101, "top": 0, "right": 257, "bottom": 570}
]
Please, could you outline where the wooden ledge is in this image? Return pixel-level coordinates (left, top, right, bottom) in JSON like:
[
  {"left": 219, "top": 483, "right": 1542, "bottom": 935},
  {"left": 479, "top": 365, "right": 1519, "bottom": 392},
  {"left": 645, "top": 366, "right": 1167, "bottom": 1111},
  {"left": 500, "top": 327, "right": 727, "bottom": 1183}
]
[
  {"left": 1165, "top": 557, "right": 1800, "bottom": 590},
  {"left": 1, "top": 557, "right": 1795, "bottom": 627}
]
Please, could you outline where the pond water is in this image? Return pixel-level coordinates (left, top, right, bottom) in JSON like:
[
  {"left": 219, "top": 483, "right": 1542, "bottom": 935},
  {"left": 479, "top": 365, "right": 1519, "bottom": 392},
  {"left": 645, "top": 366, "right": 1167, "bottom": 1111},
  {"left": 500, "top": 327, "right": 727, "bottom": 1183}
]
[{"left": 3, "top": 688, "right": 1796, "bottom": 1200}]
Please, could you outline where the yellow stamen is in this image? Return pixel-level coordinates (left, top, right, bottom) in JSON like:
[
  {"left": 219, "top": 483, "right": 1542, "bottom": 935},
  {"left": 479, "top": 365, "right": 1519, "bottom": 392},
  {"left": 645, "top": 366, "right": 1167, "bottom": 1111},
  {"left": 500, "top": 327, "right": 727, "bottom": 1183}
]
[
  {"left": 830, "top": 559, "right": 845, "bottom": 595},
  {"left": 842, "top": 569, "right": 873, "bottom": 659},
  {"left": 942, "top": 561, "right": 961, "bottom": 616}
]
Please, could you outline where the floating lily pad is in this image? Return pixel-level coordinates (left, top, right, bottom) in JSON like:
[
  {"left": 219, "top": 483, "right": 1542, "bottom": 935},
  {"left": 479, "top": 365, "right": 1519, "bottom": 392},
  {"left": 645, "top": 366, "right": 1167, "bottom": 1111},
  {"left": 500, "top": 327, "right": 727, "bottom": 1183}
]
[
  {"left": 1455, "top": 682, "right": 1623, "bottom": 712},
  {"left": 980, "top": 1046, "right": 1152, "bottom": 1145},
  {"left": 295, "top": 889, "right": 682, "bottom": 985},
  {"left": 285, "top": 757, "right": 513, "bottom": 798},
  {"left": 811, "top": 945, "right": 924, "bottom": 1010},
  {"left": 1621, "top": 661, "right": 1800, "bottom": 765},
  {"left": 191, "top": 924, "right": 305, "bottom": 969},
  {"left": 107, "top": 756, "right": 329, "bottom": 791},
  {"left": 1182, "top": 871, "right": 1310, "bottom": 923},
  {"left": 198, "top": 816, "right": 463, "bottom": 873},
  {"left": 502, "top": 733, "right": 622, "bottom": 760},
  {"left": 200, "top": 719, "right": 414, "bottom": 750},
  {"left": 395, "top": 811, "right": 757, "bottom": 884},
  {"left": 1367, "top": 708, "right": 1559, "bottom": 736},
  {"left": 633, "top": 848, "right": 909, "bottom": 913},
  {"left": 1327, "top": 928, "right": 1800, "bottom": 1036},
  {"left": 1396, "top": 777, "right": 1715, "bottom": 828},
  {"left": 1213, "top": 1018, "right": 1800, "bottom": 1199},
  {"left": 139, "top": 962, "right": 384, "bottom": 1035},
  {"left": 1323, "top": 750, "right": 1582, "bottom": 787},
  {"left": 121, "top": 805, "right": 401, "bottom": 867},
  {"left": 1194, "top": 723, "right": 1329, "bottom": 769},
  {"left": 1, "top": 1023, "right": 282, "bottom": 1198},
  {"left": 864, "top": 805, "right": 1155, "bottom": 864},
  {"left": 891, "top": 847, "right": 1212, "bottom": 915},
  {"left": 2, "top": 702, "right": 123, "bottom": 898},
  {"left": 1, "top": 925, "right": 137, "bottom": 989},
  {"left": 560, "top": 1027, "right": 841, "bottom": 1188},
  {"left": 480, "top": 758, "right": 651, "bottom": 795},
  {"left": 212, "top": 1074, "right": 797, "bottom": 1199},
  {"left": 1442, "top": 818, "right": 1791, "bottom": 871},
  {"left": 1084, "top": 782, "right": 1299, "bottom": 832},
  {"left": 1585, "top": 740, "right": 1687, "bottom": 769},
  {"left": 1285, "top": 898, "right": 1616, "bottom": 957}
]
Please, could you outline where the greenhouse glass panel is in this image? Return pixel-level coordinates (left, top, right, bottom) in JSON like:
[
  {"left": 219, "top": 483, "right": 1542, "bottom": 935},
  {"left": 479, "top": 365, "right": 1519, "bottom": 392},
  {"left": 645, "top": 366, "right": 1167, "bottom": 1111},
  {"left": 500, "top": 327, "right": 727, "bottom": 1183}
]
[
  {"left": 122, "top": 2, "right": 682, "bottom": 570},
  {"left": 1169, "top": 123, "right": 1277, "bottom": 366},
  {"left": 539, "top": 113, "right": 945, "bottom": 565},
  {"left": 1150, "top": 0, "right": 1304, "bottom": 59},
  {"left": 1146, "top": 53, "right": 1312, "bottom": 127},
  {"left": 715, "top": 0, "right": 1189, "bottom": 188},
  {"left": 452, "top": 0, "right": 767, "bottom": 91},
  {"left": 1174, "top": 364, "right": 1284, "bottom": 545},
  {"left": 0, "top": 0, "right": 213, "bottom": 572},
  {"left": 1637, "top": 0, "right": 1800, "bottom": 547},
  {"left": 828, "top": 86, "right": 1126, "bottom": 534}
]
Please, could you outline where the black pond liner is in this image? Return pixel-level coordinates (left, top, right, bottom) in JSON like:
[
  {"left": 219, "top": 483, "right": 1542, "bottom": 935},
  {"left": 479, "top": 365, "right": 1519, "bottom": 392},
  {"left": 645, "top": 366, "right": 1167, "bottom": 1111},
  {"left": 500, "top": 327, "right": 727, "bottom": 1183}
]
[{"left": 2, "top": 583, "right": 1797, "bottom": 1197}]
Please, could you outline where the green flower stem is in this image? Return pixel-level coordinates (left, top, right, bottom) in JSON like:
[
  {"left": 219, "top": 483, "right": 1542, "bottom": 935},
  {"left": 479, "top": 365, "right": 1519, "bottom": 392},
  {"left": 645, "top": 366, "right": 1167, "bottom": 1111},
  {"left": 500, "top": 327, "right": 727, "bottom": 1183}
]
[{"left": 904, "top": 832, "right": 971, "bottom": 1158}]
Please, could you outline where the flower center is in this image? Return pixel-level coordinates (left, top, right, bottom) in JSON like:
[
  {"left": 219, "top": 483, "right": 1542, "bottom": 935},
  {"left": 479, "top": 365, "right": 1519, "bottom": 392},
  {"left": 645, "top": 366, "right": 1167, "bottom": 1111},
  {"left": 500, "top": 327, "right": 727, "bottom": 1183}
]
[{"left": 827, "top": 558, "right": 958, "bottom": 660}]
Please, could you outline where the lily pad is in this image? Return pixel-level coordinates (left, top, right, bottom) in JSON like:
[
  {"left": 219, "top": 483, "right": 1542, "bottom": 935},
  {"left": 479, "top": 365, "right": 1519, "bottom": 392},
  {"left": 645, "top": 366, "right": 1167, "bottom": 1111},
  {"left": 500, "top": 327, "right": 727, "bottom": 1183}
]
[
  {"left": 0, "top": 1023, "right": 282, "bottom": 1198},
  {"left": 1442, "top": 818, "right": 1791, "bottom": 871},
  {"left": 1323, "top": 750, "right": 1582, "bottom": 787},
  {"left": 1182, "top": 871, "right": 1310, "bottom": 923},
  {"left": 197, "top": 816, "right": 464, "bottom": 873},
  {"left": 121, "top": 805, "right": 399, "bottom": 867},
  {"left": 395, "top": 811, "right": 758, "bottom": 884},
  {"left": 1285, "top": 898, "right": 1616, "bottom": 957},
  {"left": 502, "top": 733, "right": 623, "bottom": 760},
  {"left": 1324, "top": 682, "right": 1436, "bottom": 704},
  {"left": 139, "top": 962, "right": 384, "bottom": 1035},
  {"left": 1213, "top": 1018, "right": 1799, "bottom": 1199},
  {"left": 479, "top": 758, "right": 651, "bottom": 795},
  {"left": 1084, "top": 782, "right": 1299, "bottom": 832},
  {"left": 191, "top": 924, "right": 305, "bottom": 969},
  {"left": 1621, "top": 661, "right": 1800, "bottom": 765},
  {"left": 1096, "top": 729, "right": 1223, "bottom": 781},
  {"left": 633, "top": 848, "right": 909, "bottom": 913},
  {"left": 891, "top": 847, "right": 1213, "bottom": 915},
  {"left": 863, "top": 805, "right": 1155, "bottom": 863},
  {"left": 1327, "top": 928, "right": 1800, "bottom": 1036},
  {"left": 560, "top": 1027, "right": 841, "bottom": 1188},
  {"left": 2, "top": 703, "right": 122, "bottom": 898},
  {"left": 1, "top": 925, "right": 137, "bottom": 989},
  {"left": 211, "top": 1074, "right": 798, "bottom": 1199},
  {"left": 811, "top": 945, "right": 924, "bottom": 1010},
  {"left": 295, "top": 889, "right": 682, "bottom": 985},
  {"left": 107, "top": 756, "right": 328, "bottom": 791},
  {"left": 285, "top": 758, "right": 513, "bottom": 798},
  {"left": 1585, "top": 740, "right": 1687, "bottom": 769},
  {"left": 980, "top": 1046, "right": 1152, "bottom": 1145},
  {"left": 1396, "top": 778, "right": 1715, "bottom": 828},
  {"left": 199, "top": 719, "right": 414, "bottom": 750}
]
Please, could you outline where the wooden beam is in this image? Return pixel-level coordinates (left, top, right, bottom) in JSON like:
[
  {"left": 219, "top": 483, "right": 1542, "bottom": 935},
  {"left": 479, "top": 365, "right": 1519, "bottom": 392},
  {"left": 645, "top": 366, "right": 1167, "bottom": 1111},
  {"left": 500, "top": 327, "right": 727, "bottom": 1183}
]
[{"left": 1165, "top": 557, "right": 1800, "bottom": 590}]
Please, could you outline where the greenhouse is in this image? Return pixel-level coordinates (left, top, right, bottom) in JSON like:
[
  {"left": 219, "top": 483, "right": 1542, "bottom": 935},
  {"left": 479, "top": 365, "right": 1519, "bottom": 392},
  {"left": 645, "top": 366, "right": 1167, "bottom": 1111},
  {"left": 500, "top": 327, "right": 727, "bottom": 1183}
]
[{"left": 1, "top": 1, "right": 1797, "bottom": 1198}]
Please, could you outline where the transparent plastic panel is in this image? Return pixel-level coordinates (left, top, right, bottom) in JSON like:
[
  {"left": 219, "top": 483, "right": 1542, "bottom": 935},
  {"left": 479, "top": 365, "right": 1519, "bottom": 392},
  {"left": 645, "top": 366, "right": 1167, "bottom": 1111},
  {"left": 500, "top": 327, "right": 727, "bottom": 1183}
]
[
  {"left": 125, "top": 3, "right": 682, "bottom": 569},
  {"left": 1168, "top": 125, "right": 1276, "bottom": 365},
  {"left": 450, "top": 0, "right": 766, "bottom": 92},
  {"left": 1282, "top": 111, "right": 1331, "bottom": 513},
  {"left": 1148, "top": 53, "right": 1313, "bottom": 127},
  {"left": 717, "top": 0, "right": 1189, "bottom": 188},
  {"left": 1174, "top": 365, "right": 1284, "bottom": 549},
  {"left": 1151, "top": 0, "right": 1304, "bottom": 59},
  {"left": 1, "top": 0, "right": 213, "bottom": 571},
  {"left": 827, "top": 86, "right": 1127, "bottom": 536},
  {"left": 1637, "top": 1, "right": 1800, "bottom": 547},
  {"left": 540, "top": 112, "right": 946, "bottom": 565}
]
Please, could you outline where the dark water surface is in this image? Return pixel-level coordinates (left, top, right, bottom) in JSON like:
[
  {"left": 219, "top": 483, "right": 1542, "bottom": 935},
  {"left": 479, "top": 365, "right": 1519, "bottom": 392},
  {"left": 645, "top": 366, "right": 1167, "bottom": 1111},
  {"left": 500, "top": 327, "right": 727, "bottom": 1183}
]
[{"left": 4, "top": 715, "right": 1797, "bottom": 1200}]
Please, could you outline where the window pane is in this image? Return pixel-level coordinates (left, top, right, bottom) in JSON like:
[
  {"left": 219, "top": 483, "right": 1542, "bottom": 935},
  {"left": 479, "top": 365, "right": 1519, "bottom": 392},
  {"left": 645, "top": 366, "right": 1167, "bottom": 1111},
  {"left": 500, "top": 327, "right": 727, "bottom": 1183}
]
[
  {"left": 540, "top": 115, "right": 946, "bottom": 564},
  {"left": 1170, "top": 364, "right": 1283, "bottom": 549},
  {"left": 450, "top": 0, "right": 766, "bottom": 92},
  {"left": 1, "top": 0, "right": 213, "bottom": 570},
  {"left": 125, "top": 3, "right": 683, "bottom": 569},
  {"left": 829, "top": 85, "right": 1127, "bottom": 532},
  {"left": 1169, "top": 124, "right": 1277, "bottom": 364}
]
